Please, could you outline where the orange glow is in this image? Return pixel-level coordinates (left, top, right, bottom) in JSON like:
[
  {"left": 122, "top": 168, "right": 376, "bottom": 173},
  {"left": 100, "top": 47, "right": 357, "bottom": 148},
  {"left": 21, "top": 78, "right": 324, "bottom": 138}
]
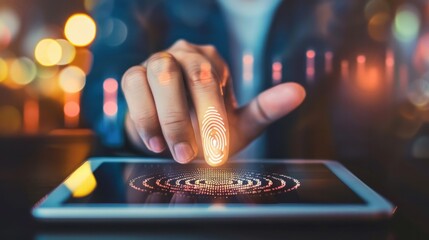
[
  {"left": 64, "top": 101, "right": 80, "bottom": 117},
  {"left": 157, "top": 72, "right": 171, "bottom": 85},
  {"left": 306, "top": 50, "right": 315, "bottom": 82},
  {"left": 385, "top": 50, "right": 394, "bottom": 90},
  {"left": 201, "top": 106, "right": 228, "bottom": 167},
  {"left": 0, "top": 105, "right": 21, "bottom": 134},
  {"left": 24, "top": 99, "right": 39, "bottom": 134},
  {"left": 64, "top": 91, "right": 80, "bottom": 128},
  {"left": 64, "top": 14, "right": 96, "bottom": 47},
  {"left": 341, "top": 60, "right": 349, "bottom": 80},
  {"left": 386, "top": 50, "right": 395, "bottom": 67},
  {"left": 199, "top": 62, "right": 212, "bottom": 83},
  {"left": 325, "top": 51, "right": 333, "bottom": 73},
  {"left": 70, "top": 48, "right": 93, "bottom": 74},
  {"left": 357, "top": 55, "right": 366, "bottom": 64},
  {"left": 103, "top": 101, "right": 118, "bottom": 117},
  {"left": 272, "top": 61, "right": 282, "bottom": 85},
  {"left": 357, "top": 67, "right": 380, "bottom": 92},
  {"left": 306, "top": 50, "right": 315, "bottom": 59},
  {"left": 242, "top": 53, "right": 253, "bottom": 84},
  {"left": 0, "top": 57, "right": 7, "bottom": 82},
  {"left": 103, "top": 78, "right": 118, "bottom": 93}
]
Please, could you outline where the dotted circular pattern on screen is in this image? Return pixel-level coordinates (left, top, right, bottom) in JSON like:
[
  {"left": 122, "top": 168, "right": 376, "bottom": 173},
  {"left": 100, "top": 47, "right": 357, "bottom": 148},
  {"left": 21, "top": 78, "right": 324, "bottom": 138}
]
[
  {"left": 201, "top": 106, "right": 227, "bottom": 165},
  {"left": 129, "top": 168, "right": 300, "bottom": 198}
]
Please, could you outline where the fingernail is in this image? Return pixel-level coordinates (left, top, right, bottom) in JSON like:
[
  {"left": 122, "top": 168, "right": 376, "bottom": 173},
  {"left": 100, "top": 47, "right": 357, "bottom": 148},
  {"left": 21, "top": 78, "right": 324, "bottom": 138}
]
[
  {"left": 174, "top": 142, "right": 195, "bottom": 163},
  {"left": 149, "top": 136, "right": 166, "bottom": 153}
]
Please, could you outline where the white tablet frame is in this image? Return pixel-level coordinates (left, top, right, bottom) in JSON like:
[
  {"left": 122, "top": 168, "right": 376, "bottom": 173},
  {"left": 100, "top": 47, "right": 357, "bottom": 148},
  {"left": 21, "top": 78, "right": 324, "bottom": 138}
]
[{"left": 32, "top": 158, "right": 394, "bottom": 222}]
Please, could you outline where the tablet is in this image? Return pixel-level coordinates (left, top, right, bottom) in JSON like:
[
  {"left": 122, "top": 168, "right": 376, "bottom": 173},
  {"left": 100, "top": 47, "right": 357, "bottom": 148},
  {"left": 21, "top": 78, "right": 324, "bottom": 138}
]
[{"left": 32, "top": 158, "right": 394, "bottom": 222}]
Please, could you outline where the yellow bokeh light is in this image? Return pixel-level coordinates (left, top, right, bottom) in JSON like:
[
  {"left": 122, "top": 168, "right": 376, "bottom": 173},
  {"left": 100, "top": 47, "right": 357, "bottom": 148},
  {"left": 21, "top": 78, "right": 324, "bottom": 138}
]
[
  {"left": 34, "top": 38, "right": 62, "bottom": 66},
  {"left": 56, "top": 39, "right": 76, "bottom": 65},
  {"left": 59, "top": 65, "right": 86, "bottom": 93},
  {"left": 64, "top": 14, "right": 96, "bottom": 47},
  {"left": 64, "top": 161, "right": 97, "bottom": 198},
  {"left": 10, "top": 57, "right": 37, "bottom": 85},
  {"left": 0, "top": 58, "right": 7, "bottom": 82}
]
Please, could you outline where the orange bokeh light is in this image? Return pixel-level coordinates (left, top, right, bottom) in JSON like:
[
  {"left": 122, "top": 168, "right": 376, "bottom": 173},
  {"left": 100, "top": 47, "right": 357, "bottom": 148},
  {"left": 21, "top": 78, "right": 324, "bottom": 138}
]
[{"left": 64, "top": 101, "right": 80, "bottom": 117}]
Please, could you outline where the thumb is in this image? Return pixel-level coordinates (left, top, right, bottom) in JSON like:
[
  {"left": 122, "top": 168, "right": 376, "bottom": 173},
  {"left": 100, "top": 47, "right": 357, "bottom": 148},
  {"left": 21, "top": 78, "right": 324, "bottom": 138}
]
[{"left": 234, "top": 82, "right": 306, "bottom": 149}]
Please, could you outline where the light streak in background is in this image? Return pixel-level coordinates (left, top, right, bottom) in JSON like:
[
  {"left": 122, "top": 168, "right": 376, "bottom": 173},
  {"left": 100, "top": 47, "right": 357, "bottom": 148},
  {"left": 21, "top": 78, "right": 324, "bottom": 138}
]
[
  {"left": 272, "top": 61, "right": 282, "bottom": 85},
  {"left": 64, "top": 92, "right": 80, "bottom": 128},
  {"left": 201, "top": 106, "right": 228, "bottom": 167},
  {"left": 0, "top": 58, "right": 7, "bottom": 82},
  {"left": 306, "top": 49, "right": 315, "bottom": 83},
  {"left": 385, "top": 49, "right": 395, "bottom": 92},
  {"left": 24, "top": 99, "right": 39, "bottom": 134},
  {"left": 341, "top": 60, "right": 349, "bottom": 81},
  {"left": 356, "top": 55, "right": 366, "bottom": 86},
  {"left": 103, "top": 78, "right": 118, "bottom": 117},
  {"left": 324, "top": 51, "right": 333, "bottom": 74},
  {"left": 242, "top": 53, "right": 253, "bottom": 85}
]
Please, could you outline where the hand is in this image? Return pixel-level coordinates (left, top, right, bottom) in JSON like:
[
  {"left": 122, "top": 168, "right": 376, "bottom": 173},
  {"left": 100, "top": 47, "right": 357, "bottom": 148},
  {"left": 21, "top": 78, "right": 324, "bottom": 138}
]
[{"left": 121, "top": 39, "right": 305, "bottom": 166}]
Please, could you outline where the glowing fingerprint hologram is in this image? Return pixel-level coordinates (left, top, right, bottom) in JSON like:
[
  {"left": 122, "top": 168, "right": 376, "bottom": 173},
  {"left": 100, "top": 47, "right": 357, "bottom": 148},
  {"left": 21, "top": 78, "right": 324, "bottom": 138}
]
[{"left": 201, "top": 106, "right": 228, "bottom": 166}]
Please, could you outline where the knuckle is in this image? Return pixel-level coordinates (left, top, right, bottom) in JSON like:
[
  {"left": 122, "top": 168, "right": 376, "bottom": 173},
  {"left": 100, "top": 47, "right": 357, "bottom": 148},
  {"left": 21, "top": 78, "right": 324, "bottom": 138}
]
[
  {"left": 202, "top": 45, "right": 217, "bottom": 54},
  {"left": 173, "top": 39, "right": 192, "bottom": 49},
  {"left": 131, "top": 112, "right": 158, "bottom": 130},
  {"left": 188, "top": 62, "right": 217, "bottom": 87},
  {"left": 122, "top": 66, "right": 146, "bottom": 90},
  {"left": 147, "top": 52, "right": 177, "bottom": 73},
  {"left": 161, "top": 111, "right": 189, "bottom": 131}
]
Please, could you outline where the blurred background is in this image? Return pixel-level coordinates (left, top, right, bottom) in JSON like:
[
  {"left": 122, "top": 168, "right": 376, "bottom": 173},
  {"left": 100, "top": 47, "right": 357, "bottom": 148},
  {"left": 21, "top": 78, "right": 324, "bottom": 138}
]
[{"left": 1, "top": 0, "right": 429, "bottom": 238}]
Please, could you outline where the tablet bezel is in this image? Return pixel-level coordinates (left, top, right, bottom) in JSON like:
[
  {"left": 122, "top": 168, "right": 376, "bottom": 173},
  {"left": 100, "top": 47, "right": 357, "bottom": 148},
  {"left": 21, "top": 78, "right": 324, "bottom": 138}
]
[{"left": 32, "top": 158, "right": 394, "bottom": 222}]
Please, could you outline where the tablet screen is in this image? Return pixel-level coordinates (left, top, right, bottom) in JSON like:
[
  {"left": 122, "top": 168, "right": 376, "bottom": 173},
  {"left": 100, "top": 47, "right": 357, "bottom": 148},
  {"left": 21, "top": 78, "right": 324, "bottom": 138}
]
[{"left": 64, "top": 161, "right": 365, "bottom": 205}]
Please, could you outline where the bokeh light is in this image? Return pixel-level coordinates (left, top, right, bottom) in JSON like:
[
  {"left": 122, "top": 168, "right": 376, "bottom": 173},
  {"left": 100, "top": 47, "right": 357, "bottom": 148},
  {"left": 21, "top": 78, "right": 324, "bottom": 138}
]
[
  {"left": 64, "top": 14, "right": 96, "bottom": 47},
  {"left": 56, "top": 39, "right": 76, "bottom": 65},
  {"left": 0, "top": 105, "right": 21, "bottom": 134},
  {"left": 10, "top": 57, "right": 37, "bottom": 85},
  {"left": 364, "top": 0, "right": 390, "bottom": 20},
  {"left": 34, "top": 38, "right": 62, "bottom": 66},
  {"left": 103, "top": 101, "right": 117, "bottom": 116},
  {"left": 64, "top": 101, "right": 80, "bottom": 117},
  {"left": 59, "top": 66, "right": 86, "bottom": 93},
  {"left": 103, "top": 78, "right": 118, "bottom": 93},
  {"left": 368, "top": 13, "right": 391, "bottom": 42},
  {"left": 394, "top": 5, "right": 420, "bottom": 42},
  {"left": 0, "top": 58, "right": 7, "bottom": 82},
  {"left": 103, "top": 18, "right": 128, "bottom": 47},
  {"left": 0, "top": 8, "right": 20, "bottom": 49}
]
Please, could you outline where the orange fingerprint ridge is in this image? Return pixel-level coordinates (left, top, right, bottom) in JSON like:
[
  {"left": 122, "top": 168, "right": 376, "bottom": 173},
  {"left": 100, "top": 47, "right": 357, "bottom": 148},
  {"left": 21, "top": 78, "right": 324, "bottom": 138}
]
[{"left": 201, "top": 106, "right": 227, "bottom": 165}]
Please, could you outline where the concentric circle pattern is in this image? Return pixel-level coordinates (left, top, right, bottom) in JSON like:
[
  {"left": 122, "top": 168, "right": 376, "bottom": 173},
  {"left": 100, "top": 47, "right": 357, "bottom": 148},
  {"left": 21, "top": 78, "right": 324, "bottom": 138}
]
[{"left": 129, "top": 168, "right": 300, "bottom": 198}]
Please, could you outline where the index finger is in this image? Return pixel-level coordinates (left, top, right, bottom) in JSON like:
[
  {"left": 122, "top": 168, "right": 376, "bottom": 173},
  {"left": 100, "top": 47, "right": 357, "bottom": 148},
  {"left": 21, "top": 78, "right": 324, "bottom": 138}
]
[{"left": 170, "top": 49, "right": 229, "bottom": 167}]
